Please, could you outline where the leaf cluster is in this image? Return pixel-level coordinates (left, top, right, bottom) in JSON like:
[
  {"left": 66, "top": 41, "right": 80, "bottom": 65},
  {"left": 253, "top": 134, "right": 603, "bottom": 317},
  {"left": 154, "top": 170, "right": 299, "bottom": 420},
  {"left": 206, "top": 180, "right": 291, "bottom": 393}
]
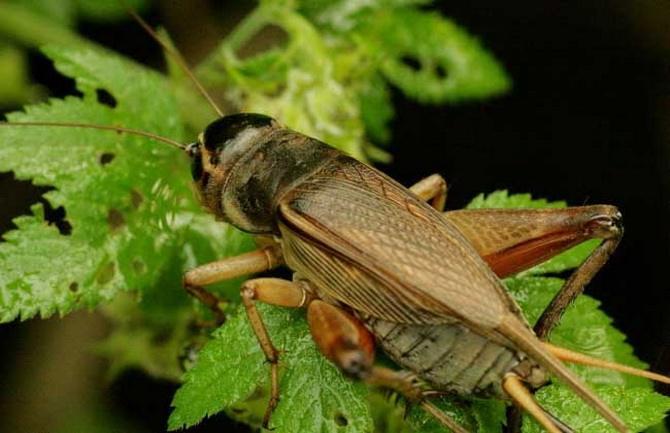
[{"left": 196, "top": 0, "right": 510, "bottom": 160}]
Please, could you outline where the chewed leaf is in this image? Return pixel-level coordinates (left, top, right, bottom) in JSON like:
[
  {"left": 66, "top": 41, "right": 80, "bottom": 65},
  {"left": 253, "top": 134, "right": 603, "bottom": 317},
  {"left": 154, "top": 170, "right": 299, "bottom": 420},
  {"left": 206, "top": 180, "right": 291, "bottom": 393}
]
[
  {"left": 0, "top": 46, "right": 184, "bottom": 321},
  {"left": 0, "top": 45, "right": 242, "bottom": 323},
  {"left": 169, "top": 305, "right": 372, "bottom": 432},
  {"left": 359, "top": 9, "right": 510, "bottom": 103}
]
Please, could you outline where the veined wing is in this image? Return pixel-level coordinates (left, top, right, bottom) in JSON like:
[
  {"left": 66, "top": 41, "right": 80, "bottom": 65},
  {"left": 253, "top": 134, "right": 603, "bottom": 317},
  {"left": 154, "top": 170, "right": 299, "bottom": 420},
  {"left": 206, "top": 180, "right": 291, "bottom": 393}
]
[{"left": 278, "top": 155, "right": 522, "bottom": 331}]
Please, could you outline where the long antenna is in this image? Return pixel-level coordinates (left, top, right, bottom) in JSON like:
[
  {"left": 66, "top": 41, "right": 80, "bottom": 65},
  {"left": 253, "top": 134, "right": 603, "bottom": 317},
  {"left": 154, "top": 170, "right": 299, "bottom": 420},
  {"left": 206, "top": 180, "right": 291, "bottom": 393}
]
[
  {"left": 123, "top": 4, "right": 224, "bottom": 118},
  {"left": 0, "top": 121, "right": 186, "bottom": 150}
]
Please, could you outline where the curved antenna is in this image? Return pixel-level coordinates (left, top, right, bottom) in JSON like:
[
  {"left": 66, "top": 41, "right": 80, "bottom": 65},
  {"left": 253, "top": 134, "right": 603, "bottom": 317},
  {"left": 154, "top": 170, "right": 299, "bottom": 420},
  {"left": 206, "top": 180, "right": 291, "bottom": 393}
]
[
  {"left": 123, "top": 3, "right": 224, "bottom": 118},
  {"left": 0, "top": 121, "right": 187, "bottom": 150}
]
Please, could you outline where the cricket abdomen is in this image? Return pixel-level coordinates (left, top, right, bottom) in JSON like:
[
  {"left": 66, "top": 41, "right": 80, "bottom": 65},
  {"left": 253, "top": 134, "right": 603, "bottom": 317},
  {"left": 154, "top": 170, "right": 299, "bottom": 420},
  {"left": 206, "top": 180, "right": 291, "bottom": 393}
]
[{"left": 364, "top": 316, "right": 525, "bottom": 398}]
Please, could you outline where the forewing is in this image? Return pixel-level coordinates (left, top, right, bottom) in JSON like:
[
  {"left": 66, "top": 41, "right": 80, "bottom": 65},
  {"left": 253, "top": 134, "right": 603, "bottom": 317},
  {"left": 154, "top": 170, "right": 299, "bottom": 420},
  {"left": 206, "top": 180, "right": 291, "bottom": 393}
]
[{"left": 279, "top": 156, "right": 516, "bottom": 330}]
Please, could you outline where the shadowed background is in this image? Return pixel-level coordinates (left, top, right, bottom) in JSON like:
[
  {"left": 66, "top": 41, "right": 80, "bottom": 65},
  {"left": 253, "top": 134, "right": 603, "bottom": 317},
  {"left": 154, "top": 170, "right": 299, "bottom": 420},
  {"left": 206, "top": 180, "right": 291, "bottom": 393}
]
[{"left": 0, "top": 1, "right": 669, "bottom": 432}]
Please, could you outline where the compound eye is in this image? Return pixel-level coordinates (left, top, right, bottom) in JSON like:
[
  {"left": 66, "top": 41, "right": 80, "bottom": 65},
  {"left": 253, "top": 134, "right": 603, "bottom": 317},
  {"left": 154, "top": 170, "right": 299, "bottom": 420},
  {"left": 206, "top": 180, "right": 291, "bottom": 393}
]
[{"left": 189, "top": 146, "right": 203, "bottom": 181}]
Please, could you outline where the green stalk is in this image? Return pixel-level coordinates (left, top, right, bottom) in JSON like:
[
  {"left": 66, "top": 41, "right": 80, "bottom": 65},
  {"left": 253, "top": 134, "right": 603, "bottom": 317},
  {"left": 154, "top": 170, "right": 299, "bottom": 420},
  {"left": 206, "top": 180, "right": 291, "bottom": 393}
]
[{"left": 0, "top": 2, "right": 88, "bottom": 49}]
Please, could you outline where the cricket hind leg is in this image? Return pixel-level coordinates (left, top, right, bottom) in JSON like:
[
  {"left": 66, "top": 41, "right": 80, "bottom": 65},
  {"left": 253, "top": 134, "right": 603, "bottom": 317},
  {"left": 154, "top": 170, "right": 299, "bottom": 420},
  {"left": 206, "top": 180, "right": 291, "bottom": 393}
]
[
  {"left": 445, "top": 206, "right": 623, "bottom": 433},
  {"left": 409, "top": 174, "right": 448, "bottom": 211},
  {"left": 306, "top": 299, "right": 470, "bottom": 433},
  {"left": 503, "top": 374, "right": 574, "bottom": 433},
  {"left": 443, "top": 205, "right": 623, "bottom": 337},
  {"left": 182, "top": 245, "right": 282, "bottom": 323}
]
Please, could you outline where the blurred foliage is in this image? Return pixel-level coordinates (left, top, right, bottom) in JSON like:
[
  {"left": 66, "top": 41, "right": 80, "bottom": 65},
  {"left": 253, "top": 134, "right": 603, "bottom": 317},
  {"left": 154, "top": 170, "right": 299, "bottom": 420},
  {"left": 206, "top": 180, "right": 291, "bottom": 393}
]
[
  {"left": 1, "top": 1, "right": 666, "bottom": 433},
  {"left": 0, "top": 0, "right": 147, "bottom": 107}
]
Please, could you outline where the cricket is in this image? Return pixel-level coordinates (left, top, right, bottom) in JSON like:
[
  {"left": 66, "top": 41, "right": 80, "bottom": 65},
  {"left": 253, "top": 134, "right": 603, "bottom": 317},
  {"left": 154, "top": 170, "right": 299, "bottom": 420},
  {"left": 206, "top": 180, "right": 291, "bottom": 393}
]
[{"left": 0, "top": 4, "right": 668, "bottom": 433}]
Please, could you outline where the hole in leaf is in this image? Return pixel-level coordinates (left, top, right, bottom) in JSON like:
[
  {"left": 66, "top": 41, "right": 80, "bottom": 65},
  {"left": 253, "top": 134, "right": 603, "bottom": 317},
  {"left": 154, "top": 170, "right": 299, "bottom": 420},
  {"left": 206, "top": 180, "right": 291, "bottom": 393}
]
[
  {"left": 43, "top": 203, "right": 73, "bottom": 235},
  {"left": 334, "top": 412, "right": 348, "bottom": 427},
  {"left": 96, "top": 262, "right": 116, "bottom": 285},
  {"left": 130, "top": 189, "right": 144, "bottom": 209},
  {"left": 69, "top": 282, "right": 79, "bottom": 292},
  {"left": 0, "top": 173, "right": 45, "bottom": 236},
  {"left": 107, "top": 208, "right": 125, "bottom": 231},
  {"left": 132, "top": 258, "right": 146, "bottom": 275},
  {"left": 435, "top": 64, "right": 448, "bottom": 79},
  {"left": 28, "top": 51, "right": 81, "bottom": 99},
  {"left": 0, "top": 174, "right": 74, "bottom": 237},
  {"left": 400, "top": 55, "right": 422, "bottom": 72},
  {"left": 99, "top": 152, "right": 115, "bottom": 165},
  {"left": 96, "top": 88, "right": 117, "bottom": 108}
]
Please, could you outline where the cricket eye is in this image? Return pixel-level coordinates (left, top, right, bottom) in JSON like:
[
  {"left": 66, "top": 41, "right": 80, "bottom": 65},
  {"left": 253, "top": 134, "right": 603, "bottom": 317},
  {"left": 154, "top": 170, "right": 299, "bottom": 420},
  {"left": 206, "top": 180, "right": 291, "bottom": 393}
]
[{"left": 188, "top": 144, "right": 203, "bottom": 181}]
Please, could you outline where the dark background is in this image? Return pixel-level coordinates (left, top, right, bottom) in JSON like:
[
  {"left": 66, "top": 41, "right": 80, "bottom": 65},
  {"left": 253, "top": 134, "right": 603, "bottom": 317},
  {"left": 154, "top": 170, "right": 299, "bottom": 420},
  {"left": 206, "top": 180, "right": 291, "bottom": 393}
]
[{"left": 1, "top": 1, "right": 669, "bottom": 432}]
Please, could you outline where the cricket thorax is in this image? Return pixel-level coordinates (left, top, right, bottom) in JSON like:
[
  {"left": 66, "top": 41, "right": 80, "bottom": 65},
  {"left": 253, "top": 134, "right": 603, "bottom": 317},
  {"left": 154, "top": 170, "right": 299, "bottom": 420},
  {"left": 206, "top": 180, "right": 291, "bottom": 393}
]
[{"left": 364, "top": 316, "right": 548, "bottom": 398}]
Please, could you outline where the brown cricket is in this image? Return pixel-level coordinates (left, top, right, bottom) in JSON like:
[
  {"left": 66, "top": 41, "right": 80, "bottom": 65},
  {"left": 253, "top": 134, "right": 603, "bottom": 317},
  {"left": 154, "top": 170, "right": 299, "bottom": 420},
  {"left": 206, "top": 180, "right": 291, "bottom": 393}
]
[
  {"left": 2, "top": 11, "right": 669, "bottom": 433},
  {"left": 179, "top": 112, "right": 670, "bottom": 433}
]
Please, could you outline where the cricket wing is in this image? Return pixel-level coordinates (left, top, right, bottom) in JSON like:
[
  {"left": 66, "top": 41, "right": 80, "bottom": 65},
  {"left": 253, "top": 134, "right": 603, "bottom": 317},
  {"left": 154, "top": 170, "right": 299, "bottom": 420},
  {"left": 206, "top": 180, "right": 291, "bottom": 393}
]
[{"left": 278, "top": 156, "right": 520, "bottom": 331}]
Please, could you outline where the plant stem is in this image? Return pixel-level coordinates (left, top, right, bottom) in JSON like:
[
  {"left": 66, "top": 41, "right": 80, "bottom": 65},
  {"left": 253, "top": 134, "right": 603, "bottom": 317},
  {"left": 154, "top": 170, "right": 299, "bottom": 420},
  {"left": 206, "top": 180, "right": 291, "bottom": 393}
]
[{"left": 0, "top": 3, "right": 88, "bottom": 49}]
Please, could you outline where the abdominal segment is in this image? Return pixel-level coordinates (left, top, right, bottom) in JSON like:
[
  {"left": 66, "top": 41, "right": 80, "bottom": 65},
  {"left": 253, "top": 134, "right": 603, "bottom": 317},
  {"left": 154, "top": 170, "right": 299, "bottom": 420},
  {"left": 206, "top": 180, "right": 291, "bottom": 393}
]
[{"left": 364, "top": 317, "right": 524, "bottom": 398}]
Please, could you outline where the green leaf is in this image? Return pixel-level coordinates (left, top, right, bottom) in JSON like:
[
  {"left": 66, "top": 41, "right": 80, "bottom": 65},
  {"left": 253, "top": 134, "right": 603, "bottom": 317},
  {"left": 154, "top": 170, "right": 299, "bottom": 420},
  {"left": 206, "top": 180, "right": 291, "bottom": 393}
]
[
  {"left": 359, "top": 9, "right": 510, "bottom": 103},
  {"left": 8, "top": 0, "right": 76, "bottom": 27},
  {"left": 358, "top": 73, "right": 394, "bottom": 144},
  {"left": 466, "top": 190, "right": 566, "bottom": 210},
  {"left": 506, "top": 276, "right": 650, "bottom": 388},
  {"left": 215, "top": 5, "right": 369, "bottom": 160},
  {"left": 300, "top": 0, "right": 433, "bottom": 32},
  {"left": 169, "top": 305, "right": 373, "bottom": 432},
  {"left": 525, "top": 385, "right": 670, "bottom": 433},
  {"left": 406, "top": 398, "right": 505, "bottom": 433},
  {"left": 0, "top": 44, "right": 234, "bottom": 322},
  {"left": 0, "top": 42, "right": 39, "bottom": 106}
]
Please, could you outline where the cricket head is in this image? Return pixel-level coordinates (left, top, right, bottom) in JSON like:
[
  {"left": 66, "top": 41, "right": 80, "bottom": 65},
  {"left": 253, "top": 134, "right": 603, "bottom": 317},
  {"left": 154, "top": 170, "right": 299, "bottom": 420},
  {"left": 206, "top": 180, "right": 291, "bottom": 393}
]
[
  {"left": 188, "top": 112, "right": 338, "bottom": 235},
  {"left": 187, "top": 113, "right": 278, "bottom": 228}
]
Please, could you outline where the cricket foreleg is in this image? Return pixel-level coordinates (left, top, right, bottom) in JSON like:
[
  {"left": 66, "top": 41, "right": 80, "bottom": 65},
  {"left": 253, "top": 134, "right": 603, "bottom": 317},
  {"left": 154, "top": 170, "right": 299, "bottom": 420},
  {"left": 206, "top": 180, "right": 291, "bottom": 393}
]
[
  {"left": 241, "top": 277, "right": 312, "bottom": 428},
  {"left": 409, "top": 174, "right": 448, "bottom": 211},
  {"left": 307, "top": 300, "right": 469, "bottom": 433},
  {"left": 183, "top": 246, "right": 282, "bottom": 323}
]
